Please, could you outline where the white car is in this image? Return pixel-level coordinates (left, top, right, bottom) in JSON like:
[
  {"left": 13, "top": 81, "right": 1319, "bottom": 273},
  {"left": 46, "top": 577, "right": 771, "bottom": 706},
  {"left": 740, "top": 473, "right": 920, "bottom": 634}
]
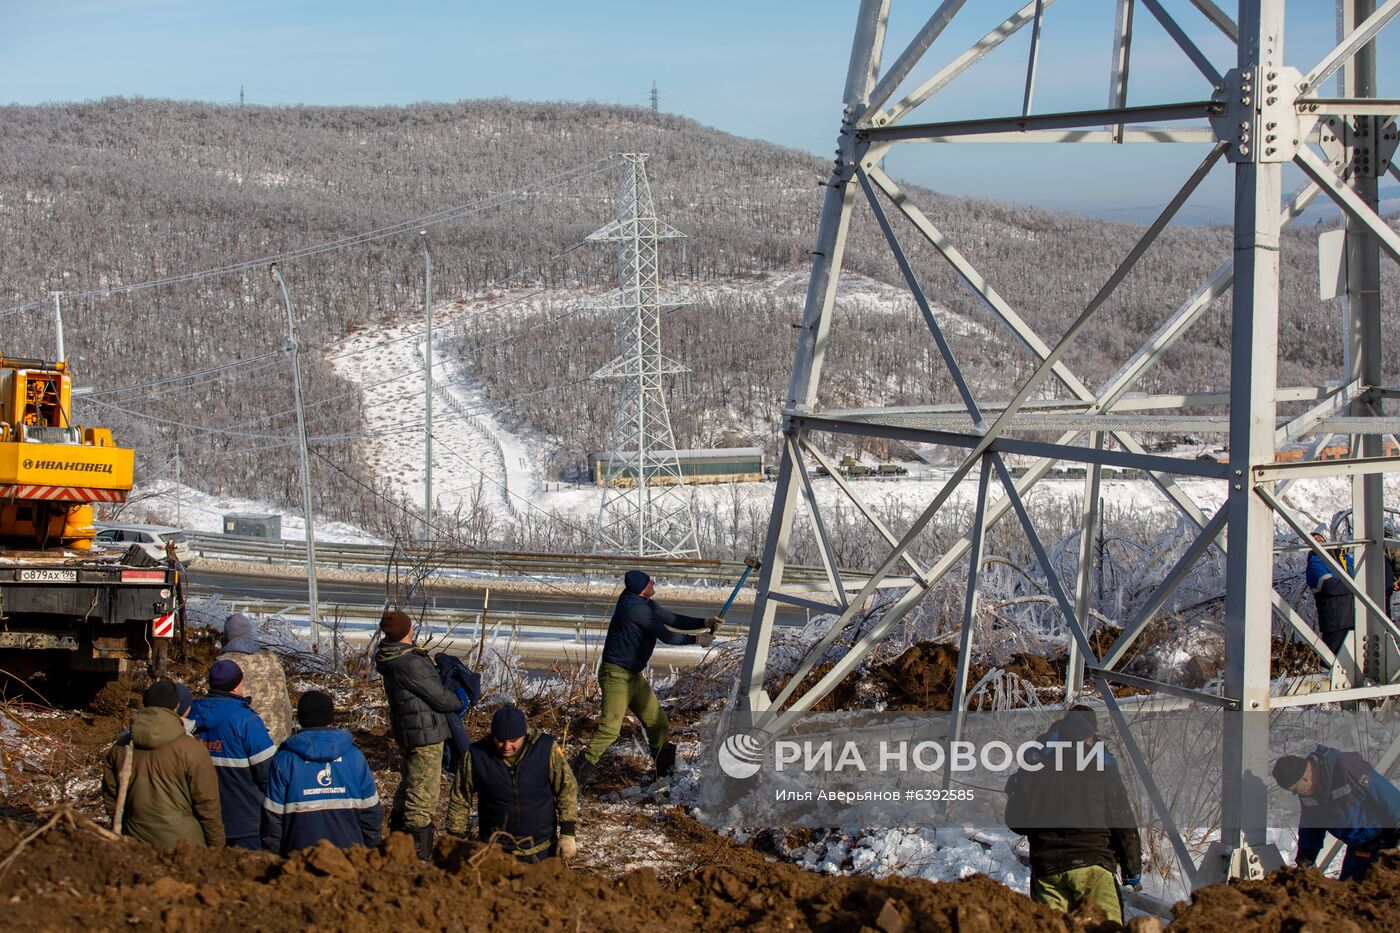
[{"left": 94, "top": 523, "right": 195, "bottom": 565}]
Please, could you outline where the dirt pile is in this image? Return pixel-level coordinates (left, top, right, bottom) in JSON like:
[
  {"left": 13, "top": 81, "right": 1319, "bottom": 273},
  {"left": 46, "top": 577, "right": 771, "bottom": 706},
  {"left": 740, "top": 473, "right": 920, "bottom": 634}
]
[
  {"left": 1168, "top": 856, "right": 1400, "bottom": 932},
  {"left": 1, "top": 815, "right": 1093, "bottom": 933},
  {"left": 872, "top": 643, "right": 1067, "bottom": 711}
]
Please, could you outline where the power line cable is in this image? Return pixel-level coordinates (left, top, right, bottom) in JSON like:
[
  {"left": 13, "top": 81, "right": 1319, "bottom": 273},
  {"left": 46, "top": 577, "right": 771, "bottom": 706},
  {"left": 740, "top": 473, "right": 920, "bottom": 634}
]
[
  {"left": 427, "top": 430, "right": 600, "bottom": 541},
  {"left": 91, "top": 286, "right": 686, "bottom": 448},
  {"left": 0, "top": 158, "right": 617, "bottom": 317},
  {"left": 319, "top": 242, "right": 607, "bottom": 365},
  {"left": 129, "top": 293, "right": 627, "bottom": 438},
  {"left": 85, "top": 351, "right": 286, "bottom": 399},
  {"left": 106, "top": 371, "right": 594, "bottom": 453},
  {"left": 87, "top": 236, "right": 610, "bottom": 411}
]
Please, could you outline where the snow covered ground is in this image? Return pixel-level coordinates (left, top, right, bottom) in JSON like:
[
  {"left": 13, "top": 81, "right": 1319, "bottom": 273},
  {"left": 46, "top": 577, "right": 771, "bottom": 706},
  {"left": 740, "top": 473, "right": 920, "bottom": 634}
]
[{"left": 326, "top": 298, "right": 547, "bottom": 526}]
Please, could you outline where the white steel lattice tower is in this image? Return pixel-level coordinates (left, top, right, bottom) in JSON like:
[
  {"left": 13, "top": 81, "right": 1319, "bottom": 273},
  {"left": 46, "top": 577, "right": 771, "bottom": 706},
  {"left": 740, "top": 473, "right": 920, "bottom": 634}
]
[
  {"left": 591, "top": 153, "right": 700, "bottom": 558},
  {"left": 733, "top": 0, "right": 1400, "bottom": 889}
]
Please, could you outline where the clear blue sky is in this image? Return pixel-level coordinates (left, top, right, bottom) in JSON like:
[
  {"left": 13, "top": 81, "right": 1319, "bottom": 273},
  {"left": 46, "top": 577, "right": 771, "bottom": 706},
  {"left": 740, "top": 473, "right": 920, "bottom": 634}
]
[{"left": 2, "top": 1, "right": 1393, "bottom": 219}]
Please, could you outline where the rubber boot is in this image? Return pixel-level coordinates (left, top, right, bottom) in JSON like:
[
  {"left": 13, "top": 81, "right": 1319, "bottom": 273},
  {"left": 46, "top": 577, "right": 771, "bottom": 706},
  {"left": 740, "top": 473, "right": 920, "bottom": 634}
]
[
  {"left": 388, "top": 808, "right": 406, "bottom": 834},
  {"left": 570, "top": 752, "right": 598, "bottom": 787},
  {"left": 653, "top": 742, "right": 677, "bottom": 780},
  {"left": 410, "top": 823, "right": 435, "bottom": 861}
]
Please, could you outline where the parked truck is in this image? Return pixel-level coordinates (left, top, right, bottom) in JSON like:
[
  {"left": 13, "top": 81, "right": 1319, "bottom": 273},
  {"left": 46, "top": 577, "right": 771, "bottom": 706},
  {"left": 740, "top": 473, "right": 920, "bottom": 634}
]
[
  {"left": 0, "top": 354, "right": 179, "bottom": 697},
  {"left": 839, "top": 455, "right": 875, "bottom": 478}
]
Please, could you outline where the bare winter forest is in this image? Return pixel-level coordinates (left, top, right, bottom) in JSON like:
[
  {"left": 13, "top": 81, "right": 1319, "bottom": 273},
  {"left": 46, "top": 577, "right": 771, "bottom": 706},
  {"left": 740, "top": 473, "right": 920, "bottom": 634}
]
[{"left": 2, "top": 98, "right": 1395, "bottom": 549}]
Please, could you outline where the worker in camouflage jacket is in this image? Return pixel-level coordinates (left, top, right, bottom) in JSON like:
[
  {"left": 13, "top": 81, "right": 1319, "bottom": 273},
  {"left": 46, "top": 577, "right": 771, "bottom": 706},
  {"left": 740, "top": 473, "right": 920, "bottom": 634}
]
[
  {"left": 446, "top": 705, "right": 579, "bottom": 863},
  {"left": 102, "top": 680, "right": 224, "bottom": 848},
  {"left": 375, "top": 609, "right": 463, "bottom": 860},
  {"left": 217, "top": 612, "right": 295, "bottom": 744},
  {"left": 1005, "top": 708, "right": 1142, "bottom": 925}
]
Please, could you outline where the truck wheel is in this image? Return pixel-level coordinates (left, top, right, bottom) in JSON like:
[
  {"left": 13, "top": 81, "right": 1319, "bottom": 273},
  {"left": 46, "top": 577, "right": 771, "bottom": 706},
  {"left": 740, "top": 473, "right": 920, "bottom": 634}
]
[{"left": 149, "top": 640, "right": 169, "bottom": 680}]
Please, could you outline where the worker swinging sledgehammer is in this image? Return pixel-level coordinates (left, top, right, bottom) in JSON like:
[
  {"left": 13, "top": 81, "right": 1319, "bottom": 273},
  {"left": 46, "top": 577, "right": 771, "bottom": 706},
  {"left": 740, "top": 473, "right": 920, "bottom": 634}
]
[{"left": 571, "top": 568, "right": 734, "bottom": 786}]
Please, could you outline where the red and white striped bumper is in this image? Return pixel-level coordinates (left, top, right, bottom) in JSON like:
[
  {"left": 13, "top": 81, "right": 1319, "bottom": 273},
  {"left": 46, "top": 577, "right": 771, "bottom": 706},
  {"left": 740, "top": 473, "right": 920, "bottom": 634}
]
[{"left": 0, "top": 484, "right": 128, "bottom": 503}]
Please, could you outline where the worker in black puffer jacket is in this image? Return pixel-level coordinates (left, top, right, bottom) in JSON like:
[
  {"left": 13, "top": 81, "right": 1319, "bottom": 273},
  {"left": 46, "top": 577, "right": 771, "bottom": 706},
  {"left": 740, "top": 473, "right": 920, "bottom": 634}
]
[{"left": 374, "top": 609, "right": 462, "bottom": 860}]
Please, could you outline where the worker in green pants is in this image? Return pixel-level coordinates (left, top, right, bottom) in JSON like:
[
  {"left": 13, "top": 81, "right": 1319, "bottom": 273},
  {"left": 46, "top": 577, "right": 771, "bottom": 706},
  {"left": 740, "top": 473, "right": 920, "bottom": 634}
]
[
  {"left": 572, "top": 570, "right": 719, "bottom": 785},
  {"left": 1005, "top": 707, "right": 1142, "bottom": 925}
]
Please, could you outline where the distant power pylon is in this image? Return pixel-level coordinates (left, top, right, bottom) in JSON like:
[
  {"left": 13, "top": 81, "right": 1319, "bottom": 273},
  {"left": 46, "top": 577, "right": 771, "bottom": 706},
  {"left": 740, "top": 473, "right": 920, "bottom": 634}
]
[
  {"left": 590, "top": 156, "right": 700, "bottom": 554},
  {"left": 591, "top": 153, "right": 700, "bottom": 558},
  {"left": 650, "top": 81, "right": 659, "bottom": 112}
]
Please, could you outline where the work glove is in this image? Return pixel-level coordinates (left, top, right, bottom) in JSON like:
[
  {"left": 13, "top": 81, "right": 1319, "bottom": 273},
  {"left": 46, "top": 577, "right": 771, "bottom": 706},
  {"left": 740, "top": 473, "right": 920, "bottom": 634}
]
[
  {"left": 558, "top": 835, "right": 577, "bottom": 859},
  {"left": 1121, "top": 875, "right": 1142, "bottom": 890},
  {"left": 705, "top": 617, "right": 723, "bottom": 633},
  {"left": 695, "top": 631, "right": 714, "bottom": 648}
]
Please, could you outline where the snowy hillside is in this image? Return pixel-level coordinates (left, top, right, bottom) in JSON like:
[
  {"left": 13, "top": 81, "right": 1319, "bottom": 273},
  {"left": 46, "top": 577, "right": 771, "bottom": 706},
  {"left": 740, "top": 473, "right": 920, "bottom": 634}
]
[{"left": 303, "top": 274, "right": 1390, "bottom": 564}]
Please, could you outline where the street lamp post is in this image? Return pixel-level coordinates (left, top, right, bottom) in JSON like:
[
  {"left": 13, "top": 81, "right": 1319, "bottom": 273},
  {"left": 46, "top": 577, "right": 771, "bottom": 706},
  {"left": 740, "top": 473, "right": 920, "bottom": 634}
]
[
  {"left": 422, "top": 232, "right": 433, "bottom": 545},
  {"left": 269, "top": 264, "right": 322, "bottom": 650}
]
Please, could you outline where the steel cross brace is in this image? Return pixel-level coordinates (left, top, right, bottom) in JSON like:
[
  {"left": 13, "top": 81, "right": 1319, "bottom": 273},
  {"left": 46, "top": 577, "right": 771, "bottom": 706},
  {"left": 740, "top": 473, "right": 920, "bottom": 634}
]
[{"left": 758, "top": 150, "right": 1320, "bottom": 711}]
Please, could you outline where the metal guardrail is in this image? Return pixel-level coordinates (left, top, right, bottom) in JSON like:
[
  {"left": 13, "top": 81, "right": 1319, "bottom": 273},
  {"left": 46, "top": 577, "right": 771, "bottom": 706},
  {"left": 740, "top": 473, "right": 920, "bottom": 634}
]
[
  {"left": 187, "top": 532, "right": 843, "bottom": 586},
  {"left": 201, "top": 595, "right": 723, "bottom": 668},
  {"left": 213, "top": 595, "right": 610, "bottom": 639}
]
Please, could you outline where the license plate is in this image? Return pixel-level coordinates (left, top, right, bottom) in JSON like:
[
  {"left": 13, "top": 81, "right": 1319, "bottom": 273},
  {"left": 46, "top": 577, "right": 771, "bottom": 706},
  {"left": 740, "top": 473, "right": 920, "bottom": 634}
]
[{"left": 17, "top": 569, "right": 78, "bottom": 582}]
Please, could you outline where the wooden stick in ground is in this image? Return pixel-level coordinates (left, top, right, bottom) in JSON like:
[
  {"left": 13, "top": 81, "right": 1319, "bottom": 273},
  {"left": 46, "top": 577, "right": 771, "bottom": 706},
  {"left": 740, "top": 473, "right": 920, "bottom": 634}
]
[
  {"left": 69, "top": 811, "right": 122, "bottom": 842},
  {"left": 111, "top": 744, "right": 133, "bottom": 835},
  {"left": 175, "top": 563, "right": 188, "bottom": 662}
]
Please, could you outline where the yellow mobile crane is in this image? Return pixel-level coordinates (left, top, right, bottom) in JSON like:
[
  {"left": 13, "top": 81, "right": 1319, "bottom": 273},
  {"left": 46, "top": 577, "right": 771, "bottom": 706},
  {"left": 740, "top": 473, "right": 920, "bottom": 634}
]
[{"left": 0, "top": 354, "right": 177, "bottom": 697}]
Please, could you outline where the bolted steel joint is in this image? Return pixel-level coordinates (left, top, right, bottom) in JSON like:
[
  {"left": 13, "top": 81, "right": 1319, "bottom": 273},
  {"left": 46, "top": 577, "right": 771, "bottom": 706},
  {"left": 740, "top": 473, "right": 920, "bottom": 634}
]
[
  {"left": 1211, "top": 66, "right": 1308, "bottom": 164},
  {"left": 1378, "top": 117, "right": 1398, "bottom": 174}
]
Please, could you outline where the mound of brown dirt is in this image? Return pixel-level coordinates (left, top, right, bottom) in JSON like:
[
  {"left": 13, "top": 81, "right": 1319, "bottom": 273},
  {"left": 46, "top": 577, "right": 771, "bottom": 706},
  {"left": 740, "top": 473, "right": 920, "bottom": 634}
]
[
  {"left": 873, "top": 643, "right": 1064, "bottom": 711},
  {"left": 872, "top": 642, "right": 962, "bottom": 710},
  {"left": 768, "top": 661, "right": 864, "bottom": 713},
  {"left": 86, "top": 675, "right": 135, "bottom": 718},
  {"left": 874, "top": 637, "right": 1152, "bottom": 711},
  {"left": 1168, "top": 856, "right": 1400, "bottom": 932},
  {"left": 0, "top": 816, "right": 1089, "bottom": 932}
]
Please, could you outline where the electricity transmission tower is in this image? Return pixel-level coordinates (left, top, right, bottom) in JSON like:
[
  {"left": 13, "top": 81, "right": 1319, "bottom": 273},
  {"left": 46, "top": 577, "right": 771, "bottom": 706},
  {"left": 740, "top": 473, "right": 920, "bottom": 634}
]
[
  {"left": 592, "top": 153, "right": 700, "bottom": 558},
  {"left": 738, "top": 0, "right": 1400, "bottom": 888}
]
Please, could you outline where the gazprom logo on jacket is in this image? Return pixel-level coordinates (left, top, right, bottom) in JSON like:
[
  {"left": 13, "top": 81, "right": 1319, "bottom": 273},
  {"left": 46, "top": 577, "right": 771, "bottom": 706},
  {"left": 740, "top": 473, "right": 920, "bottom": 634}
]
[{"left": 317, "top": 763, "right": 334, "bottom": 787}]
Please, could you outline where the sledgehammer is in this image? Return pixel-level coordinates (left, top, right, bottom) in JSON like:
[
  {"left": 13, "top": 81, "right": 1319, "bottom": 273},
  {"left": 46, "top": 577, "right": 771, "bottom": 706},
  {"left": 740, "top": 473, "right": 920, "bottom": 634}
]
[
  {"left": 661, "top": 556, "right": 762, "bottom": 639},
  {"left": 717, "top": 555, "right": 762, "bottom": 623}
]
